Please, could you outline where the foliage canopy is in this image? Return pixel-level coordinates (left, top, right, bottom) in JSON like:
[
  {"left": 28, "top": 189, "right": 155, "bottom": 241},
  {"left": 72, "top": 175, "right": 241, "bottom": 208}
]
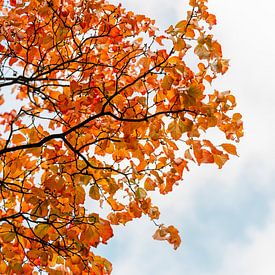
[{"left": 0, "top": 0, "right": 243, "bottom": 273}]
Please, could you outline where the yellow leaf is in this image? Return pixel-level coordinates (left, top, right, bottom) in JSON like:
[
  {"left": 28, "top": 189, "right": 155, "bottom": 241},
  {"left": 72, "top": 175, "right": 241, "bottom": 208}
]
[
  {"left": 175, "top": 20, "right": 186, "bottom": 32},
  {"left": 174, "top": 38, "right": 186, "bottom": 51},
  {"left": 135, "top": 187, "right": 147, "bottom": 200},
  {"left": 168, "top": 56, "right": 180, "bottom": 64}
]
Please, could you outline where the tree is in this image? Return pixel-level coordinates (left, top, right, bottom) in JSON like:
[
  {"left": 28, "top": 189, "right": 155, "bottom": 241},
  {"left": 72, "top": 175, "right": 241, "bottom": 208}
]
[{"left": 0, "top": 0, "right": 243, "bottom": 273}]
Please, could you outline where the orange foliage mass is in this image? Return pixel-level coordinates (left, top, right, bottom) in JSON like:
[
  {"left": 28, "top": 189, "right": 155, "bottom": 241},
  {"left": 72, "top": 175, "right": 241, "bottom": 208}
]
[{"left": 0, "top": 0, "right": 243, "bottom": 273}]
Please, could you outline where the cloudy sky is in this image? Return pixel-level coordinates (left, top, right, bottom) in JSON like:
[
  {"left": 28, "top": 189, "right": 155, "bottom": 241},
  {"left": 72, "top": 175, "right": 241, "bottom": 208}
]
[{"left": 96, "top": 0, "right": 275, "bottom": 274}]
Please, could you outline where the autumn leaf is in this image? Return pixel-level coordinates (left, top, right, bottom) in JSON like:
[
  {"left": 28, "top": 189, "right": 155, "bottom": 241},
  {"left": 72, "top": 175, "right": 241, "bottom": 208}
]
[
  {"left": 221, "top": 143, "right": 238, "bottom": 156},
  {"left": 174, "top": 38, "right": 186, "bottom": 51},
  {"left": 168, "top": 120, "right": 182, "bottom": 140},
  {"left": 175, "top": 20, "right": 186, "bottom": 31},
  {"left": 0, "top": 262, "right": 8, "bottom": 273},
  {"left": 12, "top": 133, "right": 25, "bottom": 144},
  {"left": 135, "top": 187, "right": 147, "bottom": 200},
  {"left": 107, "top": 197, "right": 125, "bottom": 211},
  {"left": 161, "top": 75, "right": 174, "bottom": 90},
  {"left": 0, "top": 95, "right": 4, "bottom": 105},
  {"left": 0, "top": 224, "right": 15, "bottom": 243},
  {"left": 188, "top": 83, "right": 203, "bottom": 98},
  {"left": 80, "top": 226, "right": 100, "bottom": 247},
  {"left": 89, "top": 185, "right": 101, "bottom": 200},
  {"left": 10, "top": 0, "right": 16, "bottom": 6},
  {"left": 34, "top": 224, "right": 49, "bottom": 239},
  {"left": 214, "top": 153, "right": 229, "bottom": 169},
  {"left": 98, "top": 220, "right": 114, "bottom": 244},
  {"left": 153, "top": 224, "right": 181, "bottom": 250},
  {"left": 155, "top": 35, "right": 166, "bottom": 45},
  {"left": 206, "top": 14, "right": 217, "bottom": 28},
  {"left": 0, "top": 0, "right": 242, "bottom": 273},
  {"left": 144, "top": 178, "right": 157, "bottom": 191},
  {"left": 194, "top": 44, "right": 210, "bottom": 59}
]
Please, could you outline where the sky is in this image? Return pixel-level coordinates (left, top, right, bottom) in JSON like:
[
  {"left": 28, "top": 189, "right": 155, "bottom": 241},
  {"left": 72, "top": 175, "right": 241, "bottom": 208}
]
[{"left": 95, "top": 0, "right": 275, "bottom": 274}]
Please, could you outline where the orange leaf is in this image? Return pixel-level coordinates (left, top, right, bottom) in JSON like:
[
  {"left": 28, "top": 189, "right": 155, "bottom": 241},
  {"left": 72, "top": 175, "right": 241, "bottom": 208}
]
[
  {"left": 13, "top": 133, "right": 25, "bottom": 144},
  {"left": 89, "top": 185, "right": 101, "bottom": 200},
  {"left": 0, "top": 95, "right": 4, "bottom": 105},
  {"left": 10, "top": 0, "right": 16, "bottom": 6},
  {"left": 155, "top": 35, "right": 166, "bottom": 46},
  {"left": 175, "top": 20, "right": 186, "bottom": 31},
  {"left": 194, "top": 44, "right": 210, "bottom": 60},
  {"left": 0, "top": 262, "right": 8, "bottom": 273},
  {"left": 161, "top": 75, "right": 174, "bottom": 90},
  {"left": 107, "top": 197, "right": 125, "bottom": 211},
  {"left": 144, "top": 178, "right": 156, "bottom": 191},
  {"left": 34, "top": 224, "right": 49, "bottom": 239},
  {"left": 214, "top": 154, "right": 229, "bottom": 169},
  {"left": 200, "top": 149, "right": 214, "bottom": 163},
  {"left": 80, "top": 226, "right": 100, "bottom": 247},
  {"left": 98, "top": 220, "right": 113, "bottom": 244},
  {"left": 184, "top": 149, "right": 194, "bottom": 162},
  {"left": 206, "top": 14, "right": 217, "bottom": 28},
  {"left": 221, "top": 143, "right": 238, "bottom": 156},
  {"left": 152, "top": 224, "right": 181, "bottom": 250},
  {"left": 174, "top": 38, "right": 186, "bottom": 51}
]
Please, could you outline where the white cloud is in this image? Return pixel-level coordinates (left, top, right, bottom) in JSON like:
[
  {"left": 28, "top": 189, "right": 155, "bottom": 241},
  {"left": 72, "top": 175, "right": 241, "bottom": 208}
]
[
  {"left": 213, "top": 203, "right": 275, "bottom": 275},
  {"left": 112, "top": 0, "right": 187, "bottom": 28}
]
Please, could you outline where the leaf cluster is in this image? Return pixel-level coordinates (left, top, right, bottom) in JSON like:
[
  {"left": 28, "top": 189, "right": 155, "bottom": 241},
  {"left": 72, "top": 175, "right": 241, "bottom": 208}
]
[{"left": 0, "top": 0, "right": 243, "bottom": 273}]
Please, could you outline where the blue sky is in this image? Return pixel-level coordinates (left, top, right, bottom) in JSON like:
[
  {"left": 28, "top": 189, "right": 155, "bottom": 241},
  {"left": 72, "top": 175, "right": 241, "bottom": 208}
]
[{"left": 96, "top": 0, "right": 275, "bottom": 274}]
